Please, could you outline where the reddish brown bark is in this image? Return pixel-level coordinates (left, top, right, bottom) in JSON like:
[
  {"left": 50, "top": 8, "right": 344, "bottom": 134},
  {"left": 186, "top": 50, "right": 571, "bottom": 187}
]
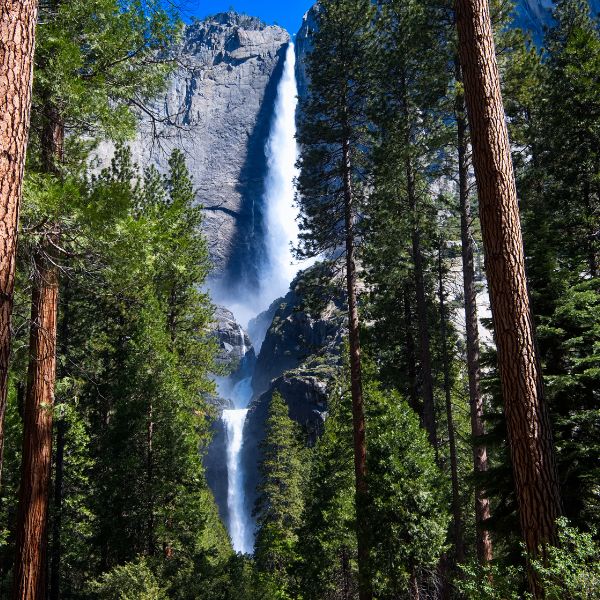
[
  {"left": 455, "top": 0, "right": 561, "bottom": 593},
  {"left": 455, "top": 73, "right": 493, "bottom": 565},
  {"left": 0, "top": 0, "right": 39, "bottom": 486},
  {"left": 342, "top": 134, "right": 372, "bottom": 600},
  {"left": 12, "top": 246, "right": 59, "bottom": 600},
  {"left": 13, "top": 96, "right": 64, "bottom": 600}
]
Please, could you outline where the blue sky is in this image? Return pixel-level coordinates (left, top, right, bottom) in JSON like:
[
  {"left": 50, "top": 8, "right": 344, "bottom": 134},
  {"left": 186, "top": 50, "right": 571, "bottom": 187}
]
[{"left": 174, "top": 0, "right": 315, "bottom": 35}]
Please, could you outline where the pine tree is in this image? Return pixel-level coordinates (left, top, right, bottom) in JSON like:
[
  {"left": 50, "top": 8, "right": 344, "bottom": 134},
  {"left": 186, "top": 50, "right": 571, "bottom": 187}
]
[
  {"left": 367, "top": 383, "right": 449, "bottom": 599},
  {"left": 455, "top": 0, "right": 562, "bottom": 594},
  {"left": 254, "top": 393, "right": 305, "bottom": 592},
  {"left": 0, "top": 0, "right": 39, "bottom": 489},
  {"left": 12, "top": 4, "right": 179, "bottom": 595},
  {"left": 295, "top": 1, "right": 375, "bottom": 596},
  {"left": 366, "top": 0, "right": 452, "bottom": 453},
  {"left": 454, "top": 64, "right": 494, "bottom": 566}
]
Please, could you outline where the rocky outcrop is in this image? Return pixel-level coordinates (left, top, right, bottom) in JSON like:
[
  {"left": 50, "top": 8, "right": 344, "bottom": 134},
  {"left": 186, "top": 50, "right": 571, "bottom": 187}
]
[
  {"left": 251, "top": 285, "right": 345, "bottom": 399},
  {"left": 211, "top": 306, "right": 256, "bottom": 375},
  {"left": 513, "top": 0, "right": 600, "bottom": 43},
  {"left": 294, "top": 5, "right": 320, "bottom": 102},
  {"left": 239, "top": 263, "right": 347, "bottom": 517}
]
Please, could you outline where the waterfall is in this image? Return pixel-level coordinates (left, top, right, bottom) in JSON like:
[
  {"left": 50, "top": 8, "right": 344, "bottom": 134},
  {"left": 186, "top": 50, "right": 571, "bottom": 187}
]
[
  {"left": 260, "top": 42, "right": 301, "bottom": 304},
  {"left": 222, "top": 408, "right": 252, "bottom": 553},
  {"left": 218, "top": 42, "right": 301, "bottom": 555}
]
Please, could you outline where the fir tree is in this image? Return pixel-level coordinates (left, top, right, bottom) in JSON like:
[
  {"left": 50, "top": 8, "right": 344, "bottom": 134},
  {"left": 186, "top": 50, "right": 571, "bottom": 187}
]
[
  {"left": 254, "top": 392, "right": 305, "bottom": 593},
  {"left": 295, "top": 1, "right": 376, "bottom": 596}
]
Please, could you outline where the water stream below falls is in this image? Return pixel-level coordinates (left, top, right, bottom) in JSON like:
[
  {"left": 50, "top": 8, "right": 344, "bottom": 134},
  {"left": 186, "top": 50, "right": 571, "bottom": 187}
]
[{"left": 218, "top": 42, "right": 300, "bottom": 554}]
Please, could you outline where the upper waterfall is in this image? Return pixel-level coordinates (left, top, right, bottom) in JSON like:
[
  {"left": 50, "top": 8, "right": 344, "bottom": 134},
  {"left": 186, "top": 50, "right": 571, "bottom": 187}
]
[
  {"left": 221, "top": 42, "right": 306, "bottom": 329},
  {"left": 261, "top": 43, "right": 301, "bottom": 303}
]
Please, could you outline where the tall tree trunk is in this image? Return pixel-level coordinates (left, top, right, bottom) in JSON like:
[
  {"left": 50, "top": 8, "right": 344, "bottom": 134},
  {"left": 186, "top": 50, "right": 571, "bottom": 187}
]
[
  {"left": 403, "top": 284, "right": 420, "bottom": 416},
  {"left": 0, "top": 0, "right": 39, "bottom": 487},
  {"left": 437, "top": 245, "right": 464, "bottom": 564},
  {"left": 342, "top": 135, "right": 372, "bottom": 600},
  {"left": 456, "top": 63, "right": 493, "bottom": 565},
  {"left": 49, "top": 417, "right": 65, "bottom": 600},
  {"left": 409, "top": 571, "right": 420, "bottom": 600},
  {"left": 12, "top": 245, "right": 59, "bottom": 600},
  {"left": 400, "top": 74, "right": 437, "bottom": 452},
  {"left": 50, "top": 276, "right": 71, "bottom": 600},
  {"left": 407, "top": 160, "right": 438, "bottom": 454},
  {"left": 455, "top": 0, "right": 562, "bottom": 593},
  {"left": 147, "top": 400, "right": 155, "bottom": 556},
  {"left": 13, "top": 99, "right": 63, "bottom": 600}
]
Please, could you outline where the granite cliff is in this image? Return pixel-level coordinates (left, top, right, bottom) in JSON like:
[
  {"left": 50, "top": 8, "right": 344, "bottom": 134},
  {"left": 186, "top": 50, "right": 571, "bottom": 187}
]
[{"left": 105, "top": 12, "right": 291, "bottom": 296}]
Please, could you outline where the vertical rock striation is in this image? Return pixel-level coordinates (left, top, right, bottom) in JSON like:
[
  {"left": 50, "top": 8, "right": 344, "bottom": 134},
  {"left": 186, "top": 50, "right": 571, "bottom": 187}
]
[{"left": 101, "top": 12, "right": 290, "bottom": 292}]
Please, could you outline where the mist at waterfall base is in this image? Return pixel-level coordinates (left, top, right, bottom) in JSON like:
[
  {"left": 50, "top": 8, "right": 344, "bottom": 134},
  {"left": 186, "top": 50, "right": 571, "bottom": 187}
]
[{"left": 213, "top": 43, "right": 304, "bottom": 555}]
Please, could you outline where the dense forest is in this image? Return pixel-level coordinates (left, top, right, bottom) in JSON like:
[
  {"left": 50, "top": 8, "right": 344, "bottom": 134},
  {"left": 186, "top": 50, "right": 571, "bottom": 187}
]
[{"left": 0, "top": 0, "right": 599, "bottom": 599}]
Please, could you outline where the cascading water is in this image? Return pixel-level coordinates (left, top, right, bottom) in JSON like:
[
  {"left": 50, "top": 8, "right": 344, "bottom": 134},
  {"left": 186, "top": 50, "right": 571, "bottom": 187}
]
[
  {"left": 222, "top": 407, "right": 251, "bottom": 553},
  {"left": 218, "top": 42, "right": 301, "bottom": 554},
  {"left": 260, "top": 42, "right": 301, "bottom": 304}
]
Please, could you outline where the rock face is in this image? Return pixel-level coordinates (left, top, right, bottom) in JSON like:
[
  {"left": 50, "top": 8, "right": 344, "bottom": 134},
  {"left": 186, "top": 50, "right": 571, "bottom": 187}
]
[
  {"left": 241, "top": 264, "right": 347, "bottom": 518},
  {"left": 107, "top": 12, "right": 290, "bottom": 292},
  {"left": 211, "top": 306, "right": 256, "bottom": 376},
  {"left": 294, "top": 5, "right": 319, "bottom": 102},
  {"left": 206, "top": 306, "right": 256, "bottom": 525}
]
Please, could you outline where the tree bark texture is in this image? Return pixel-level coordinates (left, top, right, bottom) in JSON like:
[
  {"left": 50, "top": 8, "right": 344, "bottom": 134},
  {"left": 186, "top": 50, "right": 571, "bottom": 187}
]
[
  {"left": 50, "top": 275, "right": 71, "bottom": 600},
  {"left": 342, "top": 136, "right": 372, "bottom": 600},
  {"left": 0, "top": 0, "right": 39, "bottom": 487},
  {"left": 455, "top": 0, "right": 562, "bottom": 589},
  {"left": 12, "top": 248, "right": 59, "bottom": 600},
  {"left": 455, "top": 74, "right": 493, "bottom": 565}
]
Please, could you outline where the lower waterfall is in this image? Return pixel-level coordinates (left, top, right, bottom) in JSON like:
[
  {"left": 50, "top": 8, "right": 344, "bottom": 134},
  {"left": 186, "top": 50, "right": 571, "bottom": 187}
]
[
  {"left": 217, "top": 42, "right": 301, "bottom": 554},
  {"left": 222, "top": 408, "right": 251, "bottom": 553}
]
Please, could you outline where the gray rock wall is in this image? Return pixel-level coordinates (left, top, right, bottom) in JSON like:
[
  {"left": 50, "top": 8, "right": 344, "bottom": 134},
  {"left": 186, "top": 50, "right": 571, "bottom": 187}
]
[{"left": 99, "top": 12, "right": 290, "bottom": 292}]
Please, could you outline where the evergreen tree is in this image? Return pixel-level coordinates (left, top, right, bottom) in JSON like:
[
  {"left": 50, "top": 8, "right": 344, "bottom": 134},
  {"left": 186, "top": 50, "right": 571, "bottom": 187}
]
[
  {"left": 296, "top": 378, "right": 358, "bottom": 600},
  {"left": 12, "top": 3, "right": 179, "bottom": 595},
  {"left": 455, "top": 0, "right": 562, "bottom": 594},
  {"left": 367, "top": 384, "right": 449, "bottom": 599},
  {"left": 0, "top": 0, "right": 39, "bottom": 483},
  {"left": 365, "top": 0, "right": 452, "bottom": 451},
  {"left": 296, "top": 1, "right": 375, "bottom": 596},
  {"left": 254, "top": 393, "right": 305, "bottom": 594}
]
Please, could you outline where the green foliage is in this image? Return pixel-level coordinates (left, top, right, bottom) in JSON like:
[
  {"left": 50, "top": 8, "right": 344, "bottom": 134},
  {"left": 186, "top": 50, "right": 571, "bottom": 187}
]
[
  {"left": 457, "top": 561, "right": 525, "bottom": 600},
  {"left": 295, "top": 0, "right": 375, "bottom": 260},
  {"left": 32, "top": 0, "right": 179, "bottom": 152},
  {"left": 458, "top": 519, "right": 600, "bottom": 600},
  {"left": 366, "top": 383, "right": 449, "bottom": 597},
  {"left": 500, "top": 0, "right": 600, "bottom": 546},
  {"left": 296, "top": 374, "right": 449, "bottom": 599},
  {"left": 254, "top": 393, "right": 306, "bottom": 582},
  {"left": 295, "top": 378, "right": 359, "bottom": 600},
  {"left": 89, "top": 558, "right": 168, "bottom": 600},
  {"left": 531, "top": 518, "right": 600, "bottom": 600}
]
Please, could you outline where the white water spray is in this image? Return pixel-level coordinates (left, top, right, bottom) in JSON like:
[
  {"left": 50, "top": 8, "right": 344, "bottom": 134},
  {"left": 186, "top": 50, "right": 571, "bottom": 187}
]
[
  {"left": 219, "top": 44, "right": 304, "bottom": 554},
  {"left": 222, "top": 408, "right": 251, "bottom": 553},
  {"left": 260, "top": 43, "right": 302, "bottom": 304}
]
